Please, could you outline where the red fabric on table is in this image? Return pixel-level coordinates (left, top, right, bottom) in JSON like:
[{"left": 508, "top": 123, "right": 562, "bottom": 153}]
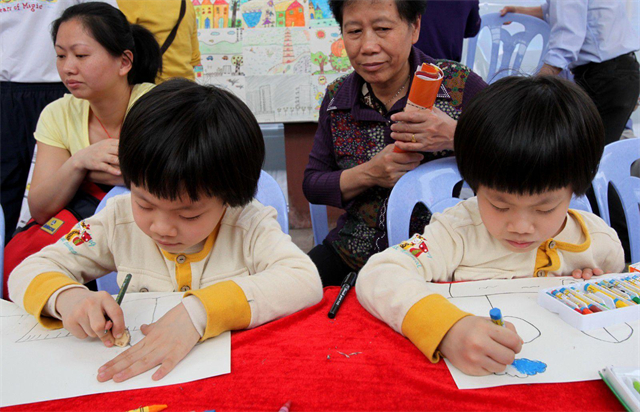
[{"left": 2, "top": 287, "right": 622, "bottom": 412}]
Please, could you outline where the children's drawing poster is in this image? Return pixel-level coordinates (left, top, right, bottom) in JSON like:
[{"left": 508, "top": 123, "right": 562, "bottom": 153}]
[
  {"left": 246, "top": 74, "right": 315, "bottom": 122},
  {"left": 310, "top": 73, "right": 344, "bottom": 120},
  {"left": 243, "top": 27, "right": 310, "bottom": 75},
  {"left": 310, "top": 27, "right": 351, "bottom": 76},
  {"left": 429, "top": 277, "right": 640, "bottom": 390},
  {"left": 193, "top": 0, "right": 344, "bottom": 122},
  {"left": 0, "top": 293, "right": 231, "bottom": 407}
]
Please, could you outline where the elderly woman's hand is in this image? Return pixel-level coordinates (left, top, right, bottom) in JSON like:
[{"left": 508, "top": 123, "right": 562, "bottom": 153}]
[
  {"left": 390, "top": 107, "right": 457, "bottom": 152},
  {"left": 339, "top": 144, "right": 424, "bottom": 202},
  {"left": 365, "top": 144, "right": 424, "bottom": 188}
]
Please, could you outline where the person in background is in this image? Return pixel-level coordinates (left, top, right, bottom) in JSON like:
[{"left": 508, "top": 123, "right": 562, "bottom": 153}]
[
  {"left": 414, "top": 0, "right": 481, "bottom": 62},
  {"left": 118, "top": 0, "right": 201, "bottom": 82},
  {"left": 303, "top": 0, "right": 487, "bottom": 286},
  {"left": 500, "top": 0, "right": 639, "bottom": 146},
  {"left": 2, "top": 2, "right": 161, "bottom": 298},
  {"left": 0, "top": 0, "right": 118, "bottom": 244}
]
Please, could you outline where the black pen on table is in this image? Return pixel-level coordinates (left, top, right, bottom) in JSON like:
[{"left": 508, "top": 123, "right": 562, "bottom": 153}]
[
  {"left": 104, "top": 273, "right": 132, "bottom": 334},
  {"left": 328, "top": 271, "right": 358, "bottom": 319}
]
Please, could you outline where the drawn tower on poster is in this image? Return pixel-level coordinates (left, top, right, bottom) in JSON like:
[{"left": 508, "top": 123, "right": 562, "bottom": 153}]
[{"left": 282, "top": 28, "right": 295, "bottom": 64}]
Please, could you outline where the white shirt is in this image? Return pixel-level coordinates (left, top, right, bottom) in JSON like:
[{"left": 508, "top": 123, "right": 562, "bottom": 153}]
[
  {"left": 0, "top": 0, "right": 118, "bottom": 82},
  {"left": 542, "top": 0, "right": 640, "bottom": 70}
]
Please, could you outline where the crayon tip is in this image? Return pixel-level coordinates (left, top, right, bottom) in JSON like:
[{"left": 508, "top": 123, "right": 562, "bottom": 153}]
[
  {"left": 614, "top": 298, "right": 629, "bottom": 308},
  {"left": 588, "top": 304, "right": 602, "bottom": 313},
  {"left": 581, "top": 308, "right": 593, "bottom": 314},
  {"left": 147, "top": 406, "right": 168, "bottom": 412}
]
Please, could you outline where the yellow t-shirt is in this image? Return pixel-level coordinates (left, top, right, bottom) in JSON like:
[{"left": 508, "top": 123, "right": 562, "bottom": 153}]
[
  {"left": 117, "top": 0, "right": 201, "bottom": 82},
  {"left": 34, "top": 83, "right": 155, "bottom": 154}
]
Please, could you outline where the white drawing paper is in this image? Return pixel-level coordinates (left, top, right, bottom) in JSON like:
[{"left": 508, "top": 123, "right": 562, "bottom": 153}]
[
  {"left": 432, "top": 277, "right": 640, "bottom": 389},
  {"left": 0, "top": 292, "right": 230, "bottom": 407}
]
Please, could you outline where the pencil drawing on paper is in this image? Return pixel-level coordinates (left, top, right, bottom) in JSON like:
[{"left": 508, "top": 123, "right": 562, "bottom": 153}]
[{"left": 9, "top": 294, "right": 182, "bottom": 344}]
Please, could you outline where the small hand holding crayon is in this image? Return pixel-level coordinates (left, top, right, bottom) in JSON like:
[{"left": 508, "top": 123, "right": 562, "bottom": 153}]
[
  {"left": 438, "top": 313, "right": 523, "bottom": 376},
  {"left": 107, "top": 274, "right": 132, "bottom": 347},
  {"left": 97, "top": 302, "right": 200, "bottom": 383},
  {"left": 55, "top": 286, "right": 127, "bottom": 348}
]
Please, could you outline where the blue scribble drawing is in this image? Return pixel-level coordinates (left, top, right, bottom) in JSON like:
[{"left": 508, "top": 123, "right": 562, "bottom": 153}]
[{"left": 496, "top": 358, "right": 547, "bottom": 378}]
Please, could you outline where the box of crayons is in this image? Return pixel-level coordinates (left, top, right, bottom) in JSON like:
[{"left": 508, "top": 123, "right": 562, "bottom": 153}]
[{"left": 537, "top": 273, "right": 640, "bottom": 331}]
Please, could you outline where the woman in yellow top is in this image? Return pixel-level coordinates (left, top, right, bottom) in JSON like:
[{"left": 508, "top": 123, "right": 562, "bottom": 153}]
[{"left": 28, "top": 2, "right": 161, "bottom": 224}]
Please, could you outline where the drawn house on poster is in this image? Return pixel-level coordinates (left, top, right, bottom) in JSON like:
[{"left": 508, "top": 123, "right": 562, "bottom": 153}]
[
  {"left": 275, "top": 0, "right": 305, "bottom": 27},
  {"left": 213, "top": 0, "right": 229, "bottom": 28},
  {"left": 309, "top": 0, "right": 322, "bottom": 19}
]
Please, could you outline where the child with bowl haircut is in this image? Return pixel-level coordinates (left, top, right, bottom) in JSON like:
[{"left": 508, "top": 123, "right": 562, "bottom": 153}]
[
  {"left": 9, "top": 79, "right": 323, "bottom": 382},
  {"left": 356, "top": 76, "right": 625, "bottom": 376}
]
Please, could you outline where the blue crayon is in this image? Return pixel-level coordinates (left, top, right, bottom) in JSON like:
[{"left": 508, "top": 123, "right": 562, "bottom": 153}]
[{"left": 490, "top": 307, "right": 505, "bottom": 326}]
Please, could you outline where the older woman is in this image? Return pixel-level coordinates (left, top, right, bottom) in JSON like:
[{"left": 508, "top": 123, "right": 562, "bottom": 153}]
[{"left": 303, "top": 0, "right": 487, "bottom": 285}]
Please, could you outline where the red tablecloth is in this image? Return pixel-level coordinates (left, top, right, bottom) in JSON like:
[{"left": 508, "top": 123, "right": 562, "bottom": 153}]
[{"left": 2, "top": 287, "right": 623, "bottom": 412}]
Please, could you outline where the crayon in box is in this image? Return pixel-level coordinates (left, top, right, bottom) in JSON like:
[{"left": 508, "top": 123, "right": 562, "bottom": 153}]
[{"left": 537, "top": 273, "right": 640, "bottom": 331}]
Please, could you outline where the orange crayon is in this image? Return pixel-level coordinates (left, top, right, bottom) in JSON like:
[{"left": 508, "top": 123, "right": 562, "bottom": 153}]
[{"left": 126, "top": 405, "right": 168, "bottom": 412}]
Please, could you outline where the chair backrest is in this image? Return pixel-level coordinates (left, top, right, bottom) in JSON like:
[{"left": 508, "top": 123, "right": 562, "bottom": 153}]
[
  {"left": 387, "top": 157, "right": 593, "bottom": 247},
  {"left": 95, "top": 171, "right": 289, "bottom": 293},
  {"left": 95, "top": 186, "right": 130, "bottom": 295},
  {"left": 255, "top": 170, "right": 289, "bottom": 234},
  {"left": 387, "top": 158, "right": 463, "bottom": 246},
  {"left": 309, "top": 203, "right": 329, "bottom": 246},
  {"left": 466, "top": 12, "right": 550, "bottom": 83},
  {"left": 612, "top": 176, "right": 640, "bottom": 263},
  {"left": 0, "top": 205, "right": 4, "bottom": 300},
  {"left": 592, "top": 139, "right": 640, "bottom": 225}
]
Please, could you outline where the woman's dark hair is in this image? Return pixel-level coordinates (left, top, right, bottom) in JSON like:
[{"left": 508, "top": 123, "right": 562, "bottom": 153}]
[
  {"left": 329, "top": 0, "right": 426, "bottom": 29},
  {"left": 119, "top": 79, "right": 265, "bottom": 207},
  {"left": 52, "top": 2, "right": 162, "bottom": 84},
  {"left": 455, "top": 75, "right": 604, "bottom": 196}
]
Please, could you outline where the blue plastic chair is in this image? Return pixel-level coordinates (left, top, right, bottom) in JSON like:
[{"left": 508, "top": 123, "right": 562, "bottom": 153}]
[
  {"left": 0, "top": 205, "right": 4, "bottom": 300},
  {"left": 95, "top": 186, "right": 130, "bottom": 295},
  {"left": 592, "top": 139, "right": 640, "bottom": 226},
  {"left": 387, "top": 157, "right": 592, "bottom": 247},
  {"left": 466, "top": 12, "right": 550, "bottom": 83},
  {"left": 255, "top": 170, "right": 289, "bottom": 234},
  {"left": 612, "top": 176, "right": 640, "bottom": 263},
  {"left": 387, "top": 158, "right": 464, "bottom": 246},
  {"left": 95, "top": 171, "right": 289, "bottom": 293},
  {"left": 309, "top": 203, "right": 329, "bottom": 246}
]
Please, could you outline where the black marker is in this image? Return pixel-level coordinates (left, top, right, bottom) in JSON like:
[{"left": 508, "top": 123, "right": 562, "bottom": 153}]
[{"left": 328, "top": 271, "right": 358, "bottom": 319}]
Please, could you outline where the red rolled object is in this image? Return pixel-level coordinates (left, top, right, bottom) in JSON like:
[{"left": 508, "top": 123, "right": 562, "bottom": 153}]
[{"left": 393, "top": 63, "right": 444, "bottom": 153}]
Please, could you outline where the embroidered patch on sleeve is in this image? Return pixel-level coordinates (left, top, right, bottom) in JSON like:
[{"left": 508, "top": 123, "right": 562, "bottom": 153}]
[
  {"left": 61, "top": 221, "right": 96, "bottom": 254},
  {"left": 397, "top": 233, "right": 431, "bottom": 259}
]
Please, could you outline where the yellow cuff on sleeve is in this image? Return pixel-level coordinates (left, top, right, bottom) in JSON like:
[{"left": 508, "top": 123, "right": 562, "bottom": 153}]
[
  {"left": 24, "top": 272, "right": 82, "bottom": 329},
  {"left": 401, "top": 294, "right": 472, "bottom": 363},
  {"left": 185, "top": 280, "right": 251, "bottom": 341}
]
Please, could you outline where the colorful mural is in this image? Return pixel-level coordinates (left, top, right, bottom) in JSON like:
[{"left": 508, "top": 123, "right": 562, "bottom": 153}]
[{"left": 193, "top": 0, "right": 349, "bottom": 122}]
